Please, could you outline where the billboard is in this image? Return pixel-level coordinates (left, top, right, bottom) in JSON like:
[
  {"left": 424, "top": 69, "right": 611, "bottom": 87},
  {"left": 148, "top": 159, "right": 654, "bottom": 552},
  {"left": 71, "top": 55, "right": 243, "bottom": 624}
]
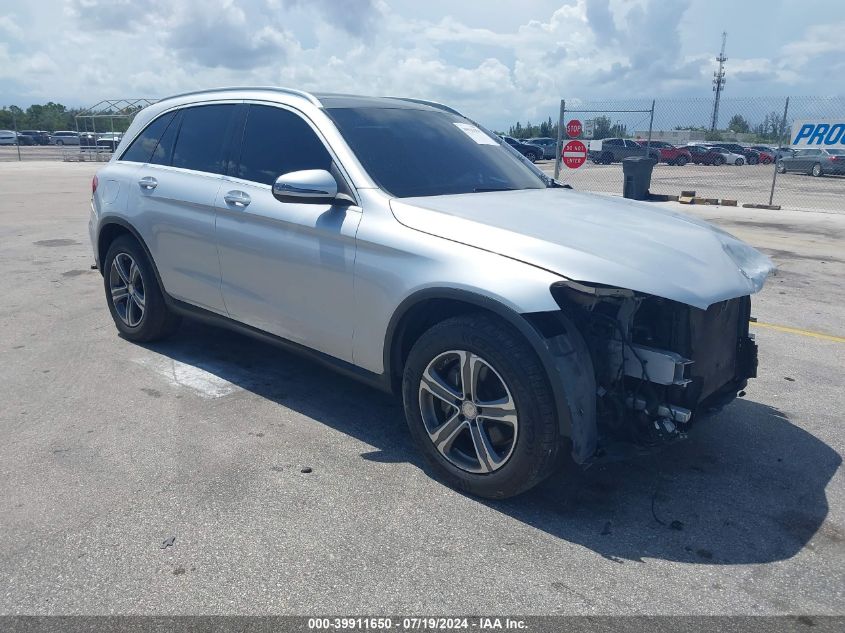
[{"left": 790, "top": 120, "right": 845, "bottom": 147}]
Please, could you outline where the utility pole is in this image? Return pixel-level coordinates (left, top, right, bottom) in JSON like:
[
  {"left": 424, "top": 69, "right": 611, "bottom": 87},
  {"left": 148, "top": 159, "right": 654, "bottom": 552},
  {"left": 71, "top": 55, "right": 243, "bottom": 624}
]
[{"left": 710, "top": 31, "right": 727, "bottom": 131}]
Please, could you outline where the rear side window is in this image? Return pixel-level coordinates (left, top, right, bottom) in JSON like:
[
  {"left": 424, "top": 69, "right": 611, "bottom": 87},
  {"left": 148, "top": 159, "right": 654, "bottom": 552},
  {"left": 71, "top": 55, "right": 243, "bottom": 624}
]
[
  {"left": 236, "top": 105, "right": 332, "bottom": 186},
  {"left": 120, "top": 112, "right": 175, "bottom": 163},
  {"left": 150, "top": 111, "right": 181, "bottom": 166},
  {"left": 171, "top": 105, "right": 237, "bottom": 174}
]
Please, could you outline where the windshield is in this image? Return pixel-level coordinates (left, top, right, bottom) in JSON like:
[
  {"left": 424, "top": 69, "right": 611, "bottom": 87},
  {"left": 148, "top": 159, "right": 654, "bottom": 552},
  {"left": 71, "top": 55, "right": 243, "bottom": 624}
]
[{"left": 326, "top": 107, "right": 546, "bottom": 198}]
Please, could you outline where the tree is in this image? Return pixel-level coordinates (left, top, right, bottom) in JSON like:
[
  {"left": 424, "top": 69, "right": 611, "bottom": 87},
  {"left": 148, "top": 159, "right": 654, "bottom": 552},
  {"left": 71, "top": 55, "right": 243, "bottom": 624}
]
[
  {"left": 592, "top": 116, "right": 613, "bottom": 139},
  {"left": 727, "top": 114, "right": 750, "bottom": 133}
]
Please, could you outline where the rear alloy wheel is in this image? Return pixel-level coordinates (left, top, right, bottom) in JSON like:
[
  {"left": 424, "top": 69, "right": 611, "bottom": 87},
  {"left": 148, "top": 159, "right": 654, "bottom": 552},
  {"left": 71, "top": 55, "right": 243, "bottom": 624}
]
[
  {"left": 403, "top": 314, "right": 561, "bottom": 499},
  {"left": 103, "top": 235, "right": 180, "bottom": 342},
  {"left": 675, "top": 155, "right": 689, "bottom": 166},
  {"left": 812, "top": 163, "right": 823, "bottom": 177}
]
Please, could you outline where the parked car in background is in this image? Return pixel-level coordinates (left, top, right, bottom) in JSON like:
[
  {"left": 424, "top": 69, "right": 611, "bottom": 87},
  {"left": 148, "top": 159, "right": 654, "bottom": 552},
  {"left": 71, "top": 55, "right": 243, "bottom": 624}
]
[
  {"left": 19, "top": 130, "right": 51, "bottom": 145},
  {"left": 773, "top": 147, "right": 795, "bottom": 160},
  {"left": 91, "top": 87, "right": 773, "bottom": 499},
  {"left": 635, "top": 140, "right": 691, "bottom": 165},
  {"left": 708, "top": 142, "right": 760, "bottom": 165},
  {"left": 686, "top": 144, "right": 728, "bottom": 165},
  {"left": 0, "top": 130, "right": 19, "bottom": 145},
  {"left": 96, "top": 133, "right": 124, "bottom": 151},
  {"left": 707, "top": 146, "right": 745, "bottom": 166},
  {"left": 588, "top": 138, "right": 660, "bottom": 164},
  {"left": 79, "top": 132, "right": 98, "bottom": 148},
  {"left": 50, "top": 131, "right": 81, "bottom": 145},
  {"left": 749, "top": 145, "right": 775, "bottom": 163},
  {"left": 526, "top": 137, "right": 558, "bottom": 159},
  {"left": 777, "top": 148, "right": 845, "bottom": 176},
  {"left": 0, "top": 131, "right": 34, "bottom": 145},
  {"left": 501, "top": 136, "right": 543, "bottom": 162}
]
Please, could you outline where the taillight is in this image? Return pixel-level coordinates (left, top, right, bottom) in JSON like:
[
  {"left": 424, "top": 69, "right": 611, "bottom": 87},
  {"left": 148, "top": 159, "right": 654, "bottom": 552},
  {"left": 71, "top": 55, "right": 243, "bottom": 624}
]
[
  {"left": 92, "top": 174, "right": 98, "bottom": 194},
  {"left": 831, "top": 156, "right": 842, "bottom": 162}
]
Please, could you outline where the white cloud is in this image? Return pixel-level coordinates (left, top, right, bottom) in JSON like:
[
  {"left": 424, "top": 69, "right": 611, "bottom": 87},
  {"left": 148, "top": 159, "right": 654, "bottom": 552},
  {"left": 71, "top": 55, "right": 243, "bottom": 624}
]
[{"left": 1, "top": 1, "right": 842, "bottom": 127}]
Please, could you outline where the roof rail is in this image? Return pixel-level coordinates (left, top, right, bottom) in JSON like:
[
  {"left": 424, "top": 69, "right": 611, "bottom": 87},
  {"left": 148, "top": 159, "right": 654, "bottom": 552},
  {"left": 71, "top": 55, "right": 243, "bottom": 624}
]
[
  {"left": 159, "top": 86, "right": 321, "bottom": 106},
  {"left": 387, "top": 97, "right": 464, "bottom": 116}
]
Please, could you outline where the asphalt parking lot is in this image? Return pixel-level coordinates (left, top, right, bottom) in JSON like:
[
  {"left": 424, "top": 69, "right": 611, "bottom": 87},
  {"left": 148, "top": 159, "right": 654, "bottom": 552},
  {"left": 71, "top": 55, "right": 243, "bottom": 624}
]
[
  {"left": 538, "top": 160, "right": 845, "bottom": 212},
  {"left": 1, "top": 161, "right": 843, "bottom": 615}
]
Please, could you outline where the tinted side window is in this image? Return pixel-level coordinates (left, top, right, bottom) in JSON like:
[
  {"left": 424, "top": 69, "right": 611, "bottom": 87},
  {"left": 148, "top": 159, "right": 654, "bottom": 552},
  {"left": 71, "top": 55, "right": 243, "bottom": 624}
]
[
  {"left": 236, "top": 105, "right": 332, "bottom": 186},
  {"left": 150, "top": 110, "right": 181, "bottom": 166},
  {"left": 120, "top": 112, "right": 175, "bottom": 163},
  {"left": 605, "top": 139, "right": 621, "bottom": 146},
  {"left": 172, "top": 105, "right": 236, "bottom": 174}
]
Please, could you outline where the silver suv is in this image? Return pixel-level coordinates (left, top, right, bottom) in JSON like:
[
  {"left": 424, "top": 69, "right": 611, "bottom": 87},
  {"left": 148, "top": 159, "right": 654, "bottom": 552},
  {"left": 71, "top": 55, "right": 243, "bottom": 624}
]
[{"left": 90, "top": 87, "right": 774, "bottom": 498}]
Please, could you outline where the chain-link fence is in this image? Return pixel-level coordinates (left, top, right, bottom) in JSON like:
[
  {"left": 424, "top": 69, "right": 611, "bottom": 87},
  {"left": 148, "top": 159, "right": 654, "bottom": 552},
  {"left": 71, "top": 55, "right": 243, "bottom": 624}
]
[
  {"left": 0, "top": 99, "right": 154, "bottom": 163},
  {"left": 538, "top": 96, "right": 845, "bottom": 212}
]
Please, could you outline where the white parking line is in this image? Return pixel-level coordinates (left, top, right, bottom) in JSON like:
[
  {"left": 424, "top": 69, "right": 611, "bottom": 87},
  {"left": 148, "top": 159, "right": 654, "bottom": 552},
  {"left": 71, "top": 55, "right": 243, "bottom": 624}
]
[{"left": 133, "top": 353, "right": 240, "bottom": 398}]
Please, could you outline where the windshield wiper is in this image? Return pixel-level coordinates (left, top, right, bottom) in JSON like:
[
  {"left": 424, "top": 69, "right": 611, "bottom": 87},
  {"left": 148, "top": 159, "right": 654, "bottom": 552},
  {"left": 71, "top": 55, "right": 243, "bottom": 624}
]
[{"left": 474, "top": 187, "right": 516, "bottom": 192}]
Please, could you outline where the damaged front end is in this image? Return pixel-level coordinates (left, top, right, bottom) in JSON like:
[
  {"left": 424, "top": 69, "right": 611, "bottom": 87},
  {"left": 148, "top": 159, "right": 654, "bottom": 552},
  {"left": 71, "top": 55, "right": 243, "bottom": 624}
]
[{"left": 533, "top": 281, "right": 759, "bottom": 463}]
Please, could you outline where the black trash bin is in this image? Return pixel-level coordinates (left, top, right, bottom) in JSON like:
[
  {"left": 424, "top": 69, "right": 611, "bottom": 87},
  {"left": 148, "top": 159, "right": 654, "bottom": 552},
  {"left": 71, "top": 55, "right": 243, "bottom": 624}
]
[{"left": 622, "top": 156, "right": 656, "bottom": 200}]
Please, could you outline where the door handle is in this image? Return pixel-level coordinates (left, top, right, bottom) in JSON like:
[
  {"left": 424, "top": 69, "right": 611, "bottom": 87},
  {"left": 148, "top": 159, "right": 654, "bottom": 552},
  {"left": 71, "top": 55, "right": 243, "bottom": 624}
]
[
  {"left": 138, "top": 176, "right": 157, "bottom": 190},
  {"left": 224, "top": 190, "right": 251, "bottom": 208}
]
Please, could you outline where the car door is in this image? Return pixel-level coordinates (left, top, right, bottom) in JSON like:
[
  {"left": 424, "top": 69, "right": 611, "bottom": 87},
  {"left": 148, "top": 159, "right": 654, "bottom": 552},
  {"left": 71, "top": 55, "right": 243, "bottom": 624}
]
[
  {"left": 214, "top": 103, "right": 362, "bottom": 362},
  {"left": 126, "top": 103, "right": 239, "bottom": 314}
]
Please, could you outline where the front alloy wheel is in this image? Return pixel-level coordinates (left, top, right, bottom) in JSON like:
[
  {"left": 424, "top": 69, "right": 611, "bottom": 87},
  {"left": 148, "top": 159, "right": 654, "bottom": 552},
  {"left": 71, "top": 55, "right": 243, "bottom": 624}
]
[
  {"left": 109, "top": 252, "right": 145, "bottom": 327},
  {"left": 419, "top": 350, "right": 518, "bottom": 474}
]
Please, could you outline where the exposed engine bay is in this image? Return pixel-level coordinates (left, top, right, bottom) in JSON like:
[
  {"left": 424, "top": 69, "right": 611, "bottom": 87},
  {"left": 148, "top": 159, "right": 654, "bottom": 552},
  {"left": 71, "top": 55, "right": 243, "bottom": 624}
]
[{"left": 533, "top": 281, "right": 759, "bottom": 461}]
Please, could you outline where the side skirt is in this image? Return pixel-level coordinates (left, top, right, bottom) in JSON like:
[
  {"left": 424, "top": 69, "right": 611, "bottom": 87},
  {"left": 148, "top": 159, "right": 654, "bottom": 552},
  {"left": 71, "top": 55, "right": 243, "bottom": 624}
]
[{"left": 164, "top": 297, "right": 393, "bottom": 395}]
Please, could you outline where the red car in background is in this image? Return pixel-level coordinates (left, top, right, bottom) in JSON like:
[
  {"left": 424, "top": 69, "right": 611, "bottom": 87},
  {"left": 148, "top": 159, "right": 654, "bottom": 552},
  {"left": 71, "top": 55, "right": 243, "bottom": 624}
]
[
  {"left": 635, "top": 140, "right": 692, "bottom": 166},
  {"left": 749, "top": 145, "right": 775, "bottom": 164}
]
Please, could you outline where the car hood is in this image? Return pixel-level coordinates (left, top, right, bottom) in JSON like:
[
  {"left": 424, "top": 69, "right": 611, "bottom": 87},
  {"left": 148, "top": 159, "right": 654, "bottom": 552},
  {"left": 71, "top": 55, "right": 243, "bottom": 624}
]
[{"left": 390, "top": 188, "right": 774, "bottom": 309}]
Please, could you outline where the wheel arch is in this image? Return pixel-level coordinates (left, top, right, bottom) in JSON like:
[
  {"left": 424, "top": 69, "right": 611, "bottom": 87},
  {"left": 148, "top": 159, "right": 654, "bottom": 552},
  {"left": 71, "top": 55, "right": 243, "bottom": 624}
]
[
  {"left": 383, "top": 288, "right": 582, "bottom": 452},
  {"left": 96, "top": 217, "right": 165, "bottom": 291}
]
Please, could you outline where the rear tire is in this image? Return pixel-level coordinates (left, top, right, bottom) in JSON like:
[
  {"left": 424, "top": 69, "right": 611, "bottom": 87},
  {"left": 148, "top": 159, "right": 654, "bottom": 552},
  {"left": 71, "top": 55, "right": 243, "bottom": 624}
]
[
  {"left": 675, "top": 155, "right": 689, "bottom": 166},
  {"left": 777, "top": 161, "right": 786, "bottom": 173},
  {"left": 713, "top": 155, "right": 726, "bottom": 166},
  {"left": 524, "top": 151, "right": 538, "bottom": 163},
  {"left": 402, "top": 314, "right": 562, "bottom": 499},
  {"left": 103, "top": 235, "right": 180, "bottom": 342},
  {"left": 812, "top": 163, "right": 823, "bottom": 177}
]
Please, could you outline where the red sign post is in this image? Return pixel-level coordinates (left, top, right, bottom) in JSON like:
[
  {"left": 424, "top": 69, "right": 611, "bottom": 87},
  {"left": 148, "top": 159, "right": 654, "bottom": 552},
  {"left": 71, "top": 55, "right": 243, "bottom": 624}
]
[
  {"left": 566, "top": 119, "right": 583, "bottom": 138},
  {"left": 562, "top": 140, "right": 587, "bottom": 169}
]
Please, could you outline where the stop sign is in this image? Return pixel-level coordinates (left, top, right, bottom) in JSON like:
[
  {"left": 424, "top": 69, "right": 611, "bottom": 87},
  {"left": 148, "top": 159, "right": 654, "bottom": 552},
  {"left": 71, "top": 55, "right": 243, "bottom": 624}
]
[
  {"left": 566, "top": 119, "right": 582, "bottom": 138},
  {"left": 562, "top": 140, "right": 587, "bottom": 169}
]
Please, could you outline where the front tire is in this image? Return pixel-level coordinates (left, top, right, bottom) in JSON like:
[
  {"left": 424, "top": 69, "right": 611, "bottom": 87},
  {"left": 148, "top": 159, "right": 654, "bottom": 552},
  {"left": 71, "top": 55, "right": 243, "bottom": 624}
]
[
  {"left": 402, "top": 314, "right": 561, "bottom": 499},
  {"left": 103, "top": 235, "right": 180, "bottom": 342},
  {"left": 524, "top": 151, "right": 538, "bottom": 163},
  {"left": 812, "top": 163, "right": 823, "bottom": 177},
  {"left": 675, "top": 155, "right": 689, "bottom": 166},
  {"left": 713, "top": 155, "right": 726, "bottom": 166},
  {"left": 777, "top": 161, "right": 786, "bottom": 173}
]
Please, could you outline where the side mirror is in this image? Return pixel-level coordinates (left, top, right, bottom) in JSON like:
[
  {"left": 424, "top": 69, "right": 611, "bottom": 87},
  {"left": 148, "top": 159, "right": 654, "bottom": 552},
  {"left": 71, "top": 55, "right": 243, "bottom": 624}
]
[{"left": 273, "top": 169, "right": 340, "bottom": 204}]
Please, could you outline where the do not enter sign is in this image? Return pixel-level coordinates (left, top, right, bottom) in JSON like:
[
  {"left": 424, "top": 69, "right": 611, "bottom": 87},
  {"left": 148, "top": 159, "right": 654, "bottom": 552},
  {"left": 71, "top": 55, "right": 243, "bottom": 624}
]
[
  {"left": 562, "top": 140, "right": 587, "bottom": 169},
  {"left": 566, "top": 119, "right": 582, "bottom": 138}
]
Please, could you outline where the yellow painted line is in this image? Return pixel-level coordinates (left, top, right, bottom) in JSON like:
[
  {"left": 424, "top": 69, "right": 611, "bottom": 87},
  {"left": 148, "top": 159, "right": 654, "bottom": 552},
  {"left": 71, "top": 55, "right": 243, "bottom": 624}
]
[{"left": 751, "top": 321, "right": 845, "bottom": 343}]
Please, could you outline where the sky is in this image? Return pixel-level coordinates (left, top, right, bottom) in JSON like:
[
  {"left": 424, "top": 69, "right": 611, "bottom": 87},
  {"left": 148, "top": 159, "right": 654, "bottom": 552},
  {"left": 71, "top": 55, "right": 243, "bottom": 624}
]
[{"left": 1, "top": 0, "right": 844, "bottom": 128}]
